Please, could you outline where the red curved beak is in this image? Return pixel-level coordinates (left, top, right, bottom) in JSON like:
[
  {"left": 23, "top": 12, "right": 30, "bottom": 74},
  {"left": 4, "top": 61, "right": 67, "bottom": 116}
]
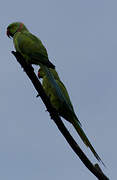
[
  {"left": 6, "top": 29, "right": 11, "bottom": 38},
  {"left": 38, "top": 71, "right": 40, "bottom": 78},
  {"left": 38, "top": 71, "right": 43, "bottom": 79}
]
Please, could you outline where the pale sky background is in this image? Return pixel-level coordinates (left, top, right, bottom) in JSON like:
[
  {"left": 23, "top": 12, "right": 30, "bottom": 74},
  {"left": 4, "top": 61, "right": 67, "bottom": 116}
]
[{"left": 0, "top": 0, "right": 116, "bottom": 179}]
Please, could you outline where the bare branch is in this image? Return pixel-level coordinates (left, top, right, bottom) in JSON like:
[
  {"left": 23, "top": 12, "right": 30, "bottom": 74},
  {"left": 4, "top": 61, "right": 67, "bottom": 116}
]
[{"left": 12, "top": 51, "right": 109, "bottom": 180}]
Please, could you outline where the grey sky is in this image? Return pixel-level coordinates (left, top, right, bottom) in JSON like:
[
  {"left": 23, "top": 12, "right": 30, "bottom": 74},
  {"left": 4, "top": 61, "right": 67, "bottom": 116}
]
[{"left": 0, "top": 0, "right": 116, "bottom": 179}]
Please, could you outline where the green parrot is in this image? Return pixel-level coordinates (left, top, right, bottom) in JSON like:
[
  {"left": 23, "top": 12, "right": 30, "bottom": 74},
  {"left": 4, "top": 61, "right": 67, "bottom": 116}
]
[
  {"left": 6, "top": 22, "right": 55, "bottom": 68},
  {"left": 38, "top": 68, "right": 104, "bottom": 165},
  {"left": 6, "top": 22, "right": 71, "bottom": 108}
]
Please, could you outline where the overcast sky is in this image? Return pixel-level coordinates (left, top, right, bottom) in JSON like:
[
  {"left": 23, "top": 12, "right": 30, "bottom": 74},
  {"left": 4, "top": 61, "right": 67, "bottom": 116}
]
[{"left": 0, "top": 0, "right": 116, "bottom": 179}]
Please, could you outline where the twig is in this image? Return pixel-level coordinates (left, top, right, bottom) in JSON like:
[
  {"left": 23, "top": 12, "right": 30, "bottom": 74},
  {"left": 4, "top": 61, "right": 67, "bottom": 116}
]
[{"left": 11, "top": 51, "right": 109, "bottom": 180}]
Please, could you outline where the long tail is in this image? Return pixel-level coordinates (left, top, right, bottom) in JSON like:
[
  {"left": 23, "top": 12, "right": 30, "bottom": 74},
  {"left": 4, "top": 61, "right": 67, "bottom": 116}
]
[{"left": 72, "top": 117, "right": 105, "bottom": 166}]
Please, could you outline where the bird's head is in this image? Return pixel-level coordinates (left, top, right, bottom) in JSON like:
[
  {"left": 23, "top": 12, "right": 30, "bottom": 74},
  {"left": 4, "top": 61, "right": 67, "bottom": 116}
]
[
  {"left": 6, "top": 22, "right": 28, "bottom": 38},
  {"left": 38, "top": 68, "right": 45, "bottom": 79}
]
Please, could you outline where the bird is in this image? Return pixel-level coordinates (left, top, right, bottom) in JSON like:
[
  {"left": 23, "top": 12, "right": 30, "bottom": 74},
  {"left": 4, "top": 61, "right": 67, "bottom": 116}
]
[
  {"left": 6, "top": 22, "right": 69, "bottom": 107},
  {"left": 38, "top": 67, "right": 105, "bottom": 165},
  {"left": 6, "top": 22, "right": 55, "bottom": 68}
]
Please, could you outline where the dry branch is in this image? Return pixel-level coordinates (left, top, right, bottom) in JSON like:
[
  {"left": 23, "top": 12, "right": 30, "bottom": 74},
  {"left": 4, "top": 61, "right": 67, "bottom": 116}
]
[{"left": 12, "top": 51, "right": 109, "bottom": 180}]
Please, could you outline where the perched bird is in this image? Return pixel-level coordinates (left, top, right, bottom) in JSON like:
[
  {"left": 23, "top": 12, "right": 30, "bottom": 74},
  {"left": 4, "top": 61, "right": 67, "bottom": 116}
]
[
  {"left": 6, "top": 22, "right": 55, "bottom": 68},
  {"left": 6, "top": 22, "right": 69, "bottom": 107},
  {"left": 38, "top": 68, "right": 104, "bottom": 165}
]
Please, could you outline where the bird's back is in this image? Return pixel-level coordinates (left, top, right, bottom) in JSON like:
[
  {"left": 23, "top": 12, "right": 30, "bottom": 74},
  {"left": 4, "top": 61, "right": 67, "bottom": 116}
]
[{"left": 13, "top": 31, "right": 48, "bottom": 57}]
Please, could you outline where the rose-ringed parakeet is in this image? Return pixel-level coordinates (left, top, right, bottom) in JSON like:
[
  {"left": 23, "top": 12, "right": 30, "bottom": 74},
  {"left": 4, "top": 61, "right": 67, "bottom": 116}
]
[
  {"left": 38, "top": 68, "right": 104, "bottom": 165},
  {"left": 6, "top": 22, "right": 71, "bottom": 109},
  {"left": 6, "top": 22, "right": 55, "bottom": 68}
]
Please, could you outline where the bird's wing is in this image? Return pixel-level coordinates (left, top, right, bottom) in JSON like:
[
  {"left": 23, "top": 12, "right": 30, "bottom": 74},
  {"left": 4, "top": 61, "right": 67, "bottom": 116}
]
[{"left": 14, "top": 31, "right": 51, "bottom": 65}]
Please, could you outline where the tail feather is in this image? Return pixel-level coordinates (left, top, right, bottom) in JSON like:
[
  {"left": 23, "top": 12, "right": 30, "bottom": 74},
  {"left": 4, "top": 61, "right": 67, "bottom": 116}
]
[
  {"left": 39, "top": 59, "right": 55, "bottom": 69},
  {"left": 72, "top": 117, "right": 105, "bottom": 166},
  {"left": 46, "top": 60, "right": 55, "bottom": 69}
]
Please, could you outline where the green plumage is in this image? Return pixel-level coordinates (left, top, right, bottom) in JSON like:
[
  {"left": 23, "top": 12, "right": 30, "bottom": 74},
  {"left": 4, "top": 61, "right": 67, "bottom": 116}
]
[
  {"left": 38, "top": 68, "right": 104, "bottom": 165},
  {"left": 7, "top": 22, "right": 104, "bottom": 165},
  {"left": 7, "top": 22, "right": 55, "bottom": 68},
  {"left": 7, "top": 22, "right": 72, "bottom": 110}
]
